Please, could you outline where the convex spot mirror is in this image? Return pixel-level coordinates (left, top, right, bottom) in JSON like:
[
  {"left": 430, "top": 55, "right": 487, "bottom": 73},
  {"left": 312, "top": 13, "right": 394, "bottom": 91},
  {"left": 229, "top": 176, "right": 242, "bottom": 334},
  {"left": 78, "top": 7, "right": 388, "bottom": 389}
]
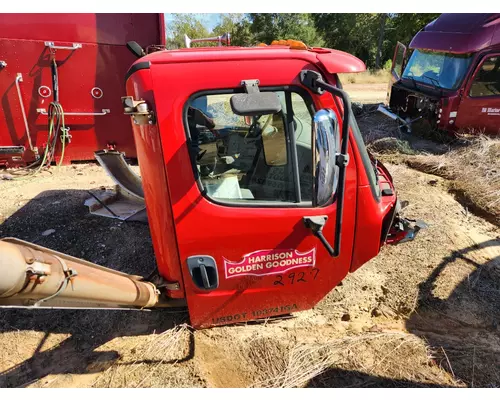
[
  {"left": 313, "top": 109, "right": 340, "bottom": 206},
  {"left": 230, "top": 92, "right": 282, "bottom": 116},
  {"left": 261, "top": 114, "right": 287, "bottom": 166}
]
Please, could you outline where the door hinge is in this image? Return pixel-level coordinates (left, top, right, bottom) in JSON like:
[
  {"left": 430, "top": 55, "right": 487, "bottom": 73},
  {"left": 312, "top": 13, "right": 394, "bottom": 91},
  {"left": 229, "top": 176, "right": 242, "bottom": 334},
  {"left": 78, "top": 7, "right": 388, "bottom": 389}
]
[{"left": 122, "top": 96, "right": 156, "bottom": 126}]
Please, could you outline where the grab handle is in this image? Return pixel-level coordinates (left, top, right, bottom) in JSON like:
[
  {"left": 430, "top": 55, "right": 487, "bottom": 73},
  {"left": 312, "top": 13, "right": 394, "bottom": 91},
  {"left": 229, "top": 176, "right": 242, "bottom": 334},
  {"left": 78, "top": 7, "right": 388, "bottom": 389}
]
[
  {"left": 44, "top": 42, "right": 82, "bottom": 51},
  {"left": 15, "top": 73, "right": 36, "bottom": 153},
  {"left": 37, "top": 108, "right": 110, "bottom": 116}
]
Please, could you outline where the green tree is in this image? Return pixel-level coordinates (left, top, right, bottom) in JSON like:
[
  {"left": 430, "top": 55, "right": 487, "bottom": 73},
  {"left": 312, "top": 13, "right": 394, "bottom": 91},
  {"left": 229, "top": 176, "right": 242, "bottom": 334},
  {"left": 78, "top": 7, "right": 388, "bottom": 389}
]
[
  {"left": 248, "top": 14, "right": 324, "bottom": 47},
  {"left": 212, "top": 13, "right": 243, "bottom": 36},
  {"left": 382, "top": 14, "right": 441, "bottom": 68},
  {"left": 212, "top": 14, "right": 254, "bottom": 46},
  {"left": 313, "top": 13, "right": 380, "bottom": 67},
  {"left": 391, "top": 13, "right": 440, "bottom": 47},
  {"left": 166, "top": 13, "right": 442, "bottom": 65},
  {"left": 167, "top": 14, "right": 211, "bottom": 49},
  {"left": 375, "top": 13, "right": 388, "bottom": 68},
  {"left": 313, "top": 13, "right": 441, "bottom": 68},
  {"left": 231, "top": 19, "right": 255, "bottom": 46}
]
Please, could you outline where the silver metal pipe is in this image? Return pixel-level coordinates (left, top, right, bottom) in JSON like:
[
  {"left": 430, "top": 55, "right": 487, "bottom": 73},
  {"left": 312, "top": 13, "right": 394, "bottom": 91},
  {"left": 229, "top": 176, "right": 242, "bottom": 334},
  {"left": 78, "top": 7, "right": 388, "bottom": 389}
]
[
  {"left": 15, "top": 73, "right": 35, "bottom": 152},
  {"left": 0, "top": 238, "right": 174, "bottom": 310}
]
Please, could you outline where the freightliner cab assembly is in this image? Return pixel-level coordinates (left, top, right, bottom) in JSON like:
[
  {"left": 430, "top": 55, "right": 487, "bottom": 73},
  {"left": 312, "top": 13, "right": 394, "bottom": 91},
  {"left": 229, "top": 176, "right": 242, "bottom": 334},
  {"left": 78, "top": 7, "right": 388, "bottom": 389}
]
[{"left": 0, "top": 40, "right": 424, "bottom": 328}]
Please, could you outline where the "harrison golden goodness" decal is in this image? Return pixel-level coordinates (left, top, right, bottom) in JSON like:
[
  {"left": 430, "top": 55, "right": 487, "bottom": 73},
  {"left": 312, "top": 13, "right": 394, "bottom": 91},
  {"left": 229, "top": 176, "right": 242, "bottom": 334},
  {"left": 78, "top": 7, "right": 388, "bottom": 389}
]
[{"left": 223, "top": 248, "right": 316, "bottom": 279}]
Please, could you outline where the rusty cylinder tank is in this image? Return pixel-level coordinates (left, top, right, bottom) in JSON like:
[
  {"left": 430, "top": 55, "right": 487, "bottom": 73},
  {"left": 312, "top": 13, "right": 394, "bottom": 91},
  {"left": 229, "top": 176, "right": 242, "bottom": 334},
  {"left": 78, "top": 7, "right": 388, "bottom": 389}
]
[{"left": 0, "top": 238, "right": 160, "bottom": 309}]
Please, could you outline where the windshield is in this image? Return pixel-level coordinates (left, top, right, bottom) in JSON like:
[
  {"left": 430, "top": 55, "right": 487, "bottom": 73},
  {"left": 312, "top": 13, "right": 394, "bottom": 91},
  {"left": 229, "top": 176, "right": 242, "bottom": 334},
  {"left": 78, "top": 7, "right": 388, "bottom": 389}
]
[{"left": 402, "top": 49, "right": 473, "bottom": 90}]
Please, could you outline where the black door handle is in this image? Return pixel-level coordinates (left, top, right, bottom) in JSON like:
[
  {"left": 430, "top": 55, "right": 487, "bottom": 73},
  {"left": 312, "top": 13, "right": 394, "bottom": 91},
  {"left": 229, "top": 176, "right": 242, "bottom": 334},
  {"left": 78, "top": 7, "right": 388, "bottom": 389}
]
[
  {"left": 199, "top": 264, "right": 211, "bottom": 288},
  {"left": 187, "top": 256, "right": 219, "bottom": 290}
]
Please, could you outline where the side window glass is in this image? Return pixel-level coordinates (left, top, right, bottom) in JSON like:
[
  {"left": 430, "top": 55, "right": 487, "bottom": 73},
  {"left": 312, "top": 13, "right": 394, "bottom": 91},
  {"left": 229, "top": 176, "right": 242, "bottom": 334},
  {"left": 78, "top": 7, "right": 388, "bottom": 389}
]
[
  {"left": 291, "top": 92, "right": 313, "bottom": 201},
  {"left": 470, "top": 56, "right": 500, "bottom": 97},
  {"left": 186, "top": 90, "right": 313, "bottom": 204}
]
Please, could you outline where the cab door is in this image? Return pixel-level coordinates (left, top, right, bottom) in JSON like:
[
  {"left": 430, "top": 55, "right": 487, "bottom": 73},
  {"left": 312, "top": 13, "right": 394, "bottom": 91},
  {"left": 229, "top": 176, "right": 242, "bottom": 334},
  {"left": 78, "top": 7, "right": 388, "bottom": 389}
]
[
  {"left": 387, "top": 42, "right": 407, "bottom": 103},
  {"left": 153, "top": 60, "right": 357, "bottom": 328},
  {"left": 456, "top": 53, "right": 500, "bottom": 134}
]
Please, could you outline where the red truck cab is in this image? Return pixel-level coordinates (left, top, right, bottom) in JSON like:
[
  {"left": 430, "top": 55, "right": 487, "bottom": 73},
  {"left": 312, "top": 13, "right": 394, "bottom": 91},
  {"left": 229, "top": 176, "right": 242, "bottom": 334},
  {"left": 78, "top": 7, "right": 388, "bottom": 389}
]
[
  {"left": 384, "top": 13, "right": 500, "bottom": 135},
  {"left": 123, "top": 44, "right": 416, "bottom": 328}
]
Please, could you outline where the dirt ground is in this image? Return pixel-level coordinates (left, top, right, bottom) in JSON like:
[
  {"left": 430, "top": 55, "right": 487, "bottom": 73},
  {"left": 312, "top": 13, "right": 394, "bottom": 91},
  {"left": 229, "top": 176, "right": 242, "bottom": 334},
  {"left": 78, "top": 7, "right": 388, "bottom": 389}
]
[
  {"left": 0, "top": 83, "right": 499, "bottom": 388},
  {"left": 343, "top": 83, "right": 388, "bottom": 104}
]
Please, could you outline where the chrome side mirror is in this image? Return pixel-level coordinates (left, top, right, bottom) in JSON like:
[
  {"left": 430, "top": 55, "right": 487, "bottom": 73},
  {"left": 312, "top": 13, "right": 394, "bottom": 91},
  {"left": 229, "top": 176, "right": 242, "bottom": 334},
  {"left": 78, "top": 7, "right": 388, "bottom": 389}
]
[{"left": 313, "top": 109, "right": 340, "bottom": 207}]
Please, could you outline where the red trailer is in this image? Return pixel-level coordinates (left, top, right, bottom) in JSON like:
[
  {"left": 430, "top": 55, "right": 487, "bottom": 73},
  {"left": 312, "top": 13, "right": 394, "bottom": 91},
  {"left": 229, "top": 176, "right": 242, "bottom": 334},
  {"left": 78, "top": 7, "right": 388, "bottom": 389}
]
[
  {"left": 0, "top": 13, "right": 165, "bottom": 167},
  {"left": 381, "top": 13, "right": 500, "bottom": 135}
]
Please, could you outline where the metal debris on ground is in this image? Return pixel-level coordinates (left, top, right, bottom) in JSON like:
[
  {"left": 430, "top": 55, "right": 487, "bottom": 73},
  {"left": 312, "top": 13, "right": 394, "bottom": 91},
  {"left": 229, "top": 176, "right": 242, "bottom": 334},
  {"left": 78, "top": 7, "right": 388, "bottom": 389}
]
[{"left": 84, "top": 185, "right": 147, "bottom": 223}]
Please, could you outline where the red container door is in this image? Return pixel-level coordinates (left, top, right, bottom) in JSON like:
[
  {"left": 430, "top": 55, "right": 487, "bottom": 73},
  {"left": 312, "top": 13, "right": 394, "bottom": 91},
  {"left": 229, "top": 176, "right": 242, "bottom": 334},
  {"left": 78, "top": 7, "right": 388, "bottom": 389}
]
[{"left": 456, "top": 53, "right": 500, "bottom": 134}]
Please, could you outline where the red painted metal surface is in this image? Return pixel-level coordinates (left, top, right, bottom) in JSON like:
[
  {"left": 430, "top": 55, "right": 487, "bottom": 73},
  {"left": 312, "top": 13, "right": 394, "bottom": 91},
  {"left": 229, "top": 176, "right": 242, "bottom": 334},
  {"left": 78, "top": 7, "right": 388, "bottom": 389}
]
[
  {"left": 126, "top": 47, "right": 396, "bottom": 328},
  {"left": 0, "top": 13, "right": 164, "bottom": 167},
  {"left": 315, "top": 49, "right": 366, "bottom": 74},
  {"left": 125, "top": 68, "right": 185, "bottom": 299},
  {"left": 410, "top": 14, "right": 500, "bottom": 54},
  {"left": 143, "top": 45, "right": 366, "bottom": 75},
  {"left": 455, "top": 52, "right": 500, "bottom": 133}
]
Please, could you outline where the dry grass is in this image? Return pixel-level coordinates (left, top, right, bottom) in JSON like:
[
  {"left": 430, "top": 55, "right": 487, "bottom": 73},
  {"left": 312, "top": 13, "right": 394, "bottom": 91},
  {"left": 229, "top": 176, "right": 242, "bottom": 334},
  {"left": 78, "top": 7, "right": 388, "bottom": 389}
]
[
  {"left": 248, "top": 332, "right": 461, "bottom": 388},
  {"left": 341, "top": 69, "right": 391, "bottom": 85},
  {"left": 91, "top": 324, "right": 198, "bottom": 388},
  {"left": 355, "top": 108, "right": 500, "bottom": 225},
  {"left": 408, "top": 135, "right": 500, "bottom": 226},
  {"left": 355, "top": 106, "right": 418, "bottom": 158},
  {"left": 203, "top": 328, "right": 461, "bottom": 388}
]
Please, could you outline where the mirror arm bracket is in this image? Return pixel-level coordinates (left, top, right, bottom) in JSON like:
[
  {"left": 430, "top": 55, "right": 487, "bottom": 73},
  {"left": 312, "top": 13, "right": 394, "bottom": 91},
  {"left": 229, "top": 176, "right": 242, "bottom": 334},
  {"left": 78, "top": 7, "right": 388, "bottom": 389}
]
[
  {"left": 303, "top": 216, "right": 336, "bottom": 257},
  {"left": 336, "top": 153, "right": 349, "bottom": 167},
  {"left": 300, "top": 69, "right": 352, "bottom": 258},
  {"left": 241, "top": 79, "right": 260, "bottom": 94},
  {"left": 300, "top": 70, "right": 325, "bottom": 95}
]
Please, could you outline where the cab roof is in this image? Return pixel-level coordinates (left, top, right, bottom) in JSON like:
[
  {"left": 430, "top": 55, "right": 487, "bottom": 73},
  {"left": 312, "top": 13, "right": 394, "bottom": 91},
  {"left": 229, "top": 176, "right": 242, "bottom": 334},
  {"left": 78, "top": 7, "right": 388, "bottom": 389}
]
[
  {"left": 135, "top": 45, "right": 366, "bottom": 75},
  {"left": 410, "top": 13, "right": 500, "bottom": 54}
]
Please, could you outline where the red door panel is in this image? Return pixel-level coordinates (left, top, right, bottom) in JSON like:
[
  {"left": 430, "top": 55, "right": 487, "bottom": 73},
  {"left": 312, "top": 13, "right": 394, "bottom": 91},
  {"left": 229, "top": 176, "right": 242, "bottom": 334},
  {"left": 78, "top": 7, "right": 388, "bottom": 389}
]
[
  {"left": 152, "top": 59, "right": 357, "bottom": 328},
  {"left": 455, "top": 53, "right": 500, "bottom": 134}
]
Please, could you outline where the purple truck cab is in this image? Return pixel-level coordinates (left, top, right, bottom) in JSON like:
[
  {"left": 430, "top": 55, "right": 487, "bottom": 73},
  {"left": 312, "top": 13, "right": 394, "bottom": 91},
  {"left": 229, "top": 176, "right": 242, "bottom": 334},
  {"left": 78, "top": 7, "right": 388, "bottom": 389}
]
[{"left": 382, "top": 13, "right": 500, "bottom": 135}]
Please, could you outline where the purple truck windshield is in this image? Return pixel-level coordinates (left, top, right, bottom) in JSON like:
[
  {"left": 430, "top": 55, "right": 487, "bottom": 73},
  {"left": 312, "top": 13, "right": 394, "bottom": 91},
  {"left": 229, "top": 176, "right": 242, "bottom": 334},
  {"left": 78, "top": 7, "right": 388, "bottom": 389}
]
[{"left": 402, "top": 49, "right": 473, "bottom": 90}]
